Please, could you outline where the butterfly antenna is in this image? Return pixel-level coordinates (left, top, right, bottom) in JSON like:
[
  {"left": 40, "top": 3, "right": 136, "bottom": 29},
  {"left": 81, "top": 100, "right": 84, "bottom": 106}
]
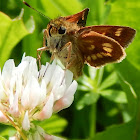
[{"left": 23, "top": 1, "right": 51, "bottom": 20}]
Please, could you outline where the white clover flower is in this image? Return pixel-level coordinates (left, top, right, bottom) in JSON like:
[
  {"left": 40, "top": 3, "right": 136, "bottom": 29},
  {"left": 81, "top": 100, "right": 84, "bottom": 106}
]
[{"left": 0, "top": 54, "right": 77, "bottom": 139}]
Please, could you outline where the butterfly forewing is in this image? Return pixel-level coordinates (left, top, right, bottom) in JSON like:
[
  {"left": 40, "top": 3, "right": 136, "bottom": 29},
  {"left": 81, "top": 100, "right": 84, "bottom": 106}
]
[
  {"left": 64, "top": 8, "right": 89, "bottom": 27},
  {"left": 78, "top": 26, "right": 136, "bottom": 48},
  {"left": 77, "top": 29, "right": 126, "bottom": 67}
]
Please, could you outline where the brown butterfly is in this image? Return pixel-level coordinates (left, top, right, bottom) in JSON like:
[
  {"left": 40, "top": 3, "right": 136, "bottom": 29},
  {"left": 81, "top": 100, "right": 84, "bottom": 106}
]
[{"left": 24, "top": 2, "right": 136, "bottom": 79}]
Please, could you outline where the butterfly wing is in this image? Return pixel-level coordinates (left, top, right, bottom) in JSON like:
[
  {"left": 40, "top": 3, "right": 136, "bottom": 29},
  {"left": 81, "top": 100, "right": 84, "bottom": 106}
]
[
  {"left": 77, "top": 28, "right": 126, "bottom": 67},
  {"left": 79, "top": 26, "right": 136, "bottom": 48},
  {"left": 64, "top": 8, "right": 89, "bottom": 27}
]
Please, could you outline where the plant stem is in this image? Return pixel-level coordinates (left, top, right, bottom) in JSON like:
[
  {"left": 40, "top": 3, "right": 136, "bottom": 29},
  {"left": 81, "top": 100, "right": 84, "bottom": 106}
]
[
  {"left": 89, "top": 103, "right": 96, "bottom": 139},
  {"left": 133, "top": 99, "right": 140, "bottom": 140}
]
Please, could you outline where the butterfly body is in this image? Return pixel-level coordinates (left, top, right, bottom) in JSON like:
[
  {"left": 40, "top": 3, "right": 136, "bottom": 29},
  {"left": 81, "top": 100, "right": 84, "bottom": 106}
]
[
  {"left": 42, "top": 8, "right": 136, "bottom": 78},
  {"left": 45, "top": 17, "right": 85, "bottom": 78}
]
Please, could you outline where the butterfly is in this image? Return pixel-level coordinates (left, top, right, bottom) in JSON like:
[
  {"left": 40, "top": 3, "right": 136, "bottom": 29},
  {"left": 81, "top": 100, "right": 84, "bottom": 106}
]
[{"left": 24, "top": 2, "right": 136, "bottom": 79}]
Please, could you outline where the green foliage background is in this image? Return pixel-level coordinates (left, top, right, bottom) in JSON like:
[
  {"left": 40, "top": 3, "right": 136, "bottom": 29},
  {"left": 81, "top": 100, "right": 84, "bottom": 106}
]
[{"left": 0, "top": 0, "right": 140, "bottom": 139}]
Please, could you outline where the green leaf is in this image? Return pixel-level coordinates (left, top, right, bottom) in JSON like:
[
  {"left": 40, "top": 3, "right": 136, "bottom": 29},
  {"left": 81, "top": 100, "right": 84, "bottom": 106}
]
[
  {"left": 0, "top": 12, "right": 29, "bottom": 67},
  {"left": 81, "top": 0, "right": 111, "bottom": 25},
  {"left": 77, "top": 92, "right": 99, "bottom": 110},
  {"left": 40, "top": 0, "right": 83, "bottom": 18},
  {"left": 100, "top": 89, "right": 127, "bottom": 103},
  {"left": 0, "top": 136, "right": 7, "bottom": 140},
  {"left": 24, "top": 16, "right": 35, "bottom": 33},
  {"left": 99, "top": 72, "right": 118, "bottom": 90},
  {"left": 115, "top": 59, "right": 140, "bottom": 97},
  {"left": 115, "top": 61, "right": 137, "bottom": 116},
  {"left": 93, "top": 120, "right": 135, "bottom": 140},
  {"left": 78, "top": 75, "right": 95, "bottom": 91},
  {"left": 0, "top": 125, "right": 16, "bottom": 138},
  {"left": 34, "top": 115, "right": 67, "bottom": 134}
]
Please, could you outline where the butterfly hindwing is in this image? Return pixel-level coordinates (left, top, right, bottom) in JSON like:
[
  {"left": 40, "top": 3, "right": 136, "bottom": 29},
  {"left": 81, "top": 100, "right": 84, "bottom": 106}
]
[
  {"left": 78, "top": 26, "right": 136, "bottom": 48},
  {"left": 77, "top": 29, "right": 126, "bottom": 67}
]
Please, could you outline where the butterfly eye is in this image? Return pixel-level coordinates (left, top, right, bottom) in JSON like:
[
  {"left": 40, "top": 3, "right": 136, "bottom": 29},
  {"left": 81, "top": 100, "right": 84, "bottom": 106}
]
[
  {"left": 48, "top": 25, "right": 52, "bottom": 37},
  {"left": 58, "top": 26, "right": 66, "bottom": 34}
]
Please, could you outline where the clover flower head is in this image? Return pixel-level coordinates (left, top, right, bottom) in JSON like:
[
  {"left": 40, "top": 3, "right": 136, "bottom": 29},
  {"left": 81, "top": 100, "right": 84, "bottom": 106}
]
[{"left": 0, "top": 54, "right": 77, "bottom": 139}]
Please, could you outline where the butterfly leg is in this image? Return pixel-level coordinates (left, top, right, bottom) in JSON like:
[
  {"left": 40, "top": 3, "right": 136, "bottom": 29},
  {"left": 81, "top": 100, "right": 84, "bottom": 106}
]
[
  {"left": 50, "top": 53, "right": 55, "bottom": 63},
  {"left": 66, "top": 42, "right": 72, "bottom": 69},
  {"left": 37, "top": 29, "right": 49, "bottom": 69},
  {"left": 59, "top": 42, "right": 83, "bottom": 78},
  {"left": 61, "top": 42, "right": 73, "bottom": 68}
]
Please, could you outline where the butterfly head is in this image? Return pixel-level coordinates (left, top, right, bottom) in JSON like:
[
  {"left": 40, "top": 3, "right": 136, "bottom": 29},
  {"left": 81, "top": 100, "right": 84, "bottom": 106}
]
[{"left": 46, "top": 17, "right": 80, "bottom": 52}]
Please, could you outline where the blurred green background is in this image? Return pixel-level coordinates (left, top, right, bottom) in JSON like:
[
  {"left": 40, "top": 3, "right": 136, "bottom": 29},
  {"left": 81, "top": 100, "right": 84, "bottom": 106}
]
[{"left": 0, "top": 0, "right": 140, "bottom": 139}]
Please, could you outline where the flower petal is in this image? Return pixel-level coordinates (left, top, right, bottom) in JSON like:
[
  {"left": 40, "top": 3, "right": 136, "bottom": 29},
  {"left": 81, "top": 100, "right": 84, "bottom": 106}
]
[
  {"left": 9, "top": 92, "right": 20, "bottom": 117},
  {"left": 37, "top": 126, "right": 62, "bottom": 140},
  {"left": 53, "top": 80, "right": 77, "bottom": 112},
  {"left": 21, "top": 76, "right": 40, "bottom": 109},
  {"left": 2, "top": 59, "right": 15, "bottom": 90},
  {"left": 43, "top": 60, "right": 56, "bottom": 86},
  {"left": 38, "top": 79, "right": 47, "bottom": 104},
  {"left": 64, "top": 80, "right": 77, "bottom": 97},
  {"left": 44, "top": 134, "right": 63, "bottom": 140},
  {"left": 22, "top": 56, "right": 38, "bottom": 82},
  {"left": 50, "top": 65, "right": 65, "bottom": 90},
  {"left": 37, "top": 126, "right": 46, "bottom": 138},
  {"left": 38, "top": 63, "right": 49, "bottom": 79},
  {"left": 38, "top": 92, "right": 54, "bottom": 120},
  {"left": 0, "top": 71, "right": 6, "bottom": 100},
  {"left": 53, "top": 84, "right": 66, "bottom": 101},
  {"left": 22, "top": 111, "right": 30, "bottom": 131},
  {"left": 9, "top": 136, "right": 19, "bottom": 140},
  {"left": 65, "top": 70, "right": 73, "bottom": 88},
  {"left": 33, "top": 131, "right": 42, "bottom": 140}
]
